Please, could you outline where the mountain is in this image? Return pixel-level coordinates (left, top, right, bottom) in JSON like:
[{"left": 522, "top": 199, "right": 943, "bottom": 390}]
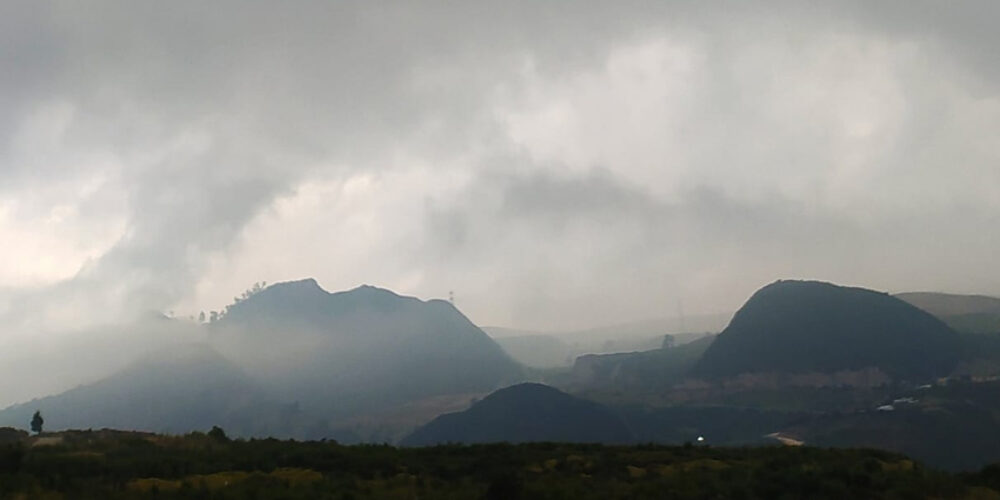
[
  {"left": 896, "top": 292, "right": 1000, "bottom": 334},
  {"left": 0, "top": 343, "right": 298, "bottom": 437},
  {"left": 210, "top": 279, "right": 523, "bottom": 418},
  {"left": 484, "top": 318, "right": 725, "bottom": 368},
  {"left": 400, "top": 383, "right": 633, "bottom": 446},
  {"left": 570, "top": 334, "right": 716, "bottom": 392},
  {"left": 693, "top": 280, "right": 961, "bottom": 382},
  {"left": 493, "top": 335, "right": 576, "bottom": 368}
]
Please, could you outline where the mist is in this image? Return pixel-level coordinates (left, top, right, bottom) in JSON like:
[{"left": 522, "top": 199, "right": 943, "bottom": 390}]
[{"left": 2, "top": 1, "right": 999, "bottom": 409}]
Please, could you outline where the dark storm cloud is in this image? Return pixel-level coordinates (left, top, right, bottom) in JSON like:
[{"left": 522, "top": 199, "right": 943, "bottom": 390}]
[{"left": 0, "top": 0, "right": 999, "bottom": 402}]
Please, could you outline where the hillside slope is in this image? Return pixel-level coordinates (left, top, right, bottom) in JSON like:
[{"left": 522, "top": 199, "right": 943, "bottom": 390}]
[
  {"left": 896, "top": 292, "right": 1000, "bottom": 334},
  {"left": 400, "top": 383, "right": 633, "bottom": 446},
  {"left": 693, "top": 280, "right": 961, "bottom": 381},
  {"left": 571, "top": 334, "right": 715, "bottom": 392},
  {"left": 0, "top": 344, "right": 293, "bottom": 437},
  {"left": 211, "top": 279, "right": 523, "bottom": 418}
]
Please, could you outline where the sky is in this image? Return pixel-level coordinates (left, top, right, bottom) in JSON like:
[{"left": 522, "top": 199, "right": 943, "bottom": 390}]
[{"left": 1, "top": 0, "right": 999, "bottom": 345}]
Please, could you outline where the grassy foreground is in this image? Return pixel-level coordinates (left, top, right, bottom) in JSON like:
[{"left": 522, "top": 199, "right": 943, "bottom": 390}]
[{"left": 2, "top": 429, "right": 1000, "bottom": 499}]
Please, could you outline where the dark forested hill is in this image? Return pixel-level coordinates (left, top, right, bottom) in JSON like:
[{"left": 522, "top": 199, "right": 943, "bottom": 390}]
[
  {"left": 400, "top": 383, "right": 633, "bottom": 446},
  {"left": 693, "top": 280, "right": 961, "bottom": 381},
  {"left": 210, "top": 279, "right": 524, "bottom": 418}
]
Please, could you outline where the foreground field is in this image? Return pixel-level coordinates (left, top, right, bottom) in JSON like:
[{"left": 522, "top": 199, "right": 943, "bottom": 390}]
[{"left": 3, "top": 429, "right": 1000, "bottom": 499}]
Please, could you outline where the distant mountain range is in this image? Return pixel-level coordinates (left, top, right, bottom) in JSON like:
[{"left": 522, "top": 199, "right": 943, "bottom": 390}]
[
  {"left": 896, "top": 292, "right": 1000, "bottom": 334},
  {"left": 483, "top": 317, "right": 727, "bottom": 368},
  {"left": 570, "top": 334, "right": 715, "bottom": 392},
  {"left": 7, "top": 276, "right": 1000, "bottom": 470},
  {"left": 0, "top": 280, "right": 523, "bottom": 440},
  {"left": 0, "top": 343, "right": 304, "bottom": 437},
  {"left": 401, "top": 383, "right": 632, "bottom": 446}
]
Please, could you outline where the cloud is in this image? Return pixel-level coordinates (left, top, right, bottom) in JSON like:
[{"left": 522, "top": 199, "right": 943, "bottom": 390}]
[{"left": 0, "top": 0, "right": 998, "bottom": 338}]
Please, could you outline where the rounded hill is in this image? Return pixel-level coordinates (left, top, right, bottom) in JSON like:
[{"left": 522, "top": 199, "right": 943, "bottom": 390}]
[
  {"left": 692, "top": 280, "right": 961, "bottom": 381},
  {"left": 400, "top": 383, "right": 633, "bottom": 446}
]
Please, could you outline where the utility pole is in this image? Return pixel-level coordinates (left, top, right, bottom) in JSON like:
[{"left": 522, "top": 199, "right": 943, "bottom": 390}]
[{"left": 677, "top": 299, "right": 686, "bottom": 334}]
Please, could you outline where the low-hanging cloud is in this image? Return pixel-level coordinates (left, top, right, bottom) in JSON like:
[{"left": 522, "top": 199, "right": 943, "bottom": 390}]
[{"left": 1, "top": 0, "right": 999, "bottom": 403}]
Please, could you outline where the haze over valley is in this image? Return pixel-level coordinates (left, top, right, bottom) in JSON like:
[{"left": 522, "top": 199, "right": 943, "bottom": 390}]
[{"left": 3, "top": 1, "right": 1000, "bottom": 497}]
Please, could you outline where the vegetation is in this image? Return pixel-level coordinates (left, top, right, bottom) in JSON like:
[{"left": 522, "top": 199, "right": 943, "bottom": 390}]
[
  {"left": 30, "top": 411, "right": 43, "bottom": 434},
  {"left": 694, "top": 280, "right": 961, "bottom": 381},
  {"left": 401, "top": 383, "right": 632, "bottom": 446},
  {"left": 7, "top": 279, "right": 1000, "bottom": 495},
  {"left": 0, "top": 429, "right": 984, "bottom": 499},
  {"left": 206, "top": 281, "right": 268, "bottom": 324}
]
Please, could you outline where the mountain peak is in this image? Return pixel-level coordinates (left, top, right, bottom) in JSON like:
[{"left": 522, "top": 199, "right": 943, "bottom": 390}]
[
  {"left": 266, "top": 277, "right": 326, "bottom": 295},
  {"left": 217, "top": 278, "right": 330, "bottom": 326},
  {"left": 341, "top": 283, "right": 400, "bottom": 297},
  {"left": 693, "top": 279, "right": 960, "bottom": 381}
]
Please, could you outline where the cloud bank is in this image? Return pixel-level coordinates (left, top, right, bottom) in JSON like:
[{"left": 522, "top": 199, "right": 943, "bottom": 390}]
[{"left": 1, "top": 0, "right": 998, "bottom": 339}]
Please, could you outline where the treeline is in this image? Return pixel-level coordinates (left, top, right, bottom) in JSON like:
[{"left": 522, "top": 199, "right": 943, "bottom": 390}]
[{"left": 1, "top": 429, "right": 996, "bottom": 499}]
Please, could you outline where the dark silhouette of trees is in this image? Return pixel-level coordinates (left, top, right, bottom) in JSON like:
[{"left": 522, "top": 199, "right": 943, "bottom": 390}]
[
  {"left": 208, "top": 425, "right": 229, "bottom": 442},
  {"left": 30, "top": 411, "right": 43, "bottom": 434},
  {"left": 205, "top": 282, "right": 268, "bottom": 324},
  {"left": 662, "top": 334, "right": 676, "bottom": 349}
]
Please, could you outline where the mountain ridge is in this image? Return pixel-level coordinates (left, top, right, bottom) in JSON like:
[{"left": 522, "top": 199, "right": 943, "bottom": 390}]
[{"left": 693, "top": 280, "right": 961, "bottom": 381}]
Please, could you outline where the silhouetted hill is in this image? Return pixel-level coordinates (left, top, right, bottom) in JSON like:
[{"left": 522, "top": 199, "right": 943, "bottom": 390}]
[
  {"left": 400, "top": 383, "right": 633, "bottom": 446},
  {"left": 483, "top": 316, "right": 728, "bottom": 368},
  {"left": 494, "top": 335, "right": 575, "bottom": 368},
  {"left": 896, "top": 292, "right": 1000, "bottom": 334},
  {"left": 211, "top": 279, "right": 523, "bottom": 418},
  {"left": 693, "top": 280, "right": 961, "bottom": 381},
  {"left": 571, "top": 334, "right": 715, "bottom": 392},
  {"left": 0, "top": 344, "right": 298, "bottom": 437}
]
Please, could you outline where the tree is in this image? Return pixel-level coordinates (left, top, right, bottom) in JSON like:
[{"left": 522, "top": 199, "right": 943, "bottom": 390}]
[
  {"left": 662, "top": 334, "right": 676, "bottom": 349},
  {"left": 208, "top": 425, "right": 229, "bottom": 442},
  {"left": 30, "top": 411, "right": 43, "bottom": 434}
]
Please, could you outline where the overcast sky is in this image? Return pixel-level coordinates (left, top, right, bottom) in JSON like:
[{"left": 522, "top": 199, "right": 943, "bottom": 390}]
[{"left": 2, "top": 0, "right": 999, "bottom": 339}]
